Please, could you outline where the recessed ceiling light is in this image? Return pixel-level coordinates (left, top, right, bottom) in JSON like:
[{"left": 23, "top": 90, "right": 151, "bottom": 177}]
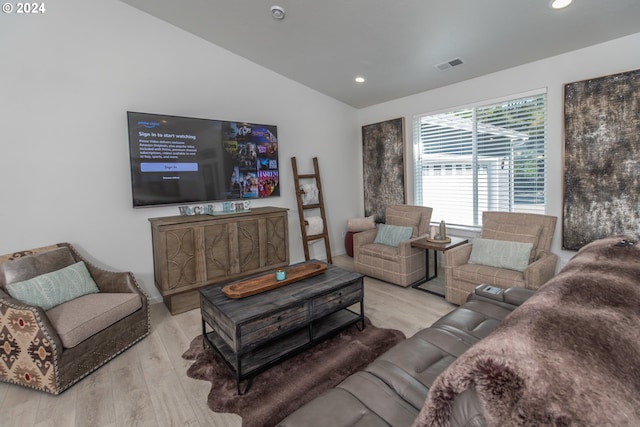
[
  {"left": 355, "top": 76, "right": 366, "bottom": 83},
  {"left": 551, "top": 0, "right": 572, "bottom": 9}
]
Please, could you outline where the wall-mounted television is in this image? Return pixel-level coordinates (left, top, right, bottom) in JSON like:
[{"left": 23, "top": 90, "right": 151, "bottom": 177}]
[{"left": 127, "top": 112, "right": 280, "bottom": 208}]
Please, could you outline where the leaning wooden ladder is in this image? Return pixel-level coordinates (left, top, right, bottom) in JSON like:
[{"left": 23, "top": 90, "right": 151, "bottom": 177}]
[{"left": 291, "top": 156, "right": 332, "bottom": 264}]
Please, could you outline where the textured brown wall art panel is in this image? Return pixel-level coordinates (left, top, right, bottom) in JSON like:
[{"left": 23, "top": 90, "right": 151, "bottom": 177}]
[
  {"left": 563, "top": 69, "right": 640, "bottom": 250},
  {"left": 362, "top": 117, "right": 406, "bottom": 223}
]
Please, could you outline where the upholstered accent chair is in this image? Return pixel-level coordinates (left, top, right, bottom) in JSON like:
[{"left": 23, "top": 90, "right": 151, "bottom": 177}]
[
  {"left": 444, "top": 211, "right": 558, "bottom": 305},
  {"left": 0, "top": 243, "right": 150, "bottom": 394},
  {"left": 353, "top": 205, "right": 433, "bottom": 287}
]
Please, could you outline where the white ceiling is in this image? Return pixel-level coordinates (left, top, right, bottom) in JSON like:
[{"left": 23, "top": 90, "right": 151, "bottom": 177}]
[{"left": 120, "top": 0, "right": 640, "bottom": 109}]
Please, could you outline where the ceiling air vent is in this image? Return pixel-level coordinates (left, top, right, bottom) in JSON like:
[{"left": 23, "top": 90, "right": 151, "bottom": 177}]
[{"left": 435, "top": 57, "right": 464, "bottom": 71}]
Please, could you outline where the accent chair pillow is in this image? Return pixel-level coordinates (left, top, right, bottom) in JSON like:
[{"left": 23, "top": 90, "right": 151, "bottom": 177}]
[
  {"left": 347, "top": 216, "right": 376, "bottom": 232},
  {"left": 6, "top": 261, "right": 100, "bottom": 310},
  {"left": 481, "top": 221, "right": 541, "bottom": 264},
  {"left": 374, "top": 224, "right": 414, "bottom": 247},
  {"left": 468, "top": 238, "right": 534, "bottom": 272}
]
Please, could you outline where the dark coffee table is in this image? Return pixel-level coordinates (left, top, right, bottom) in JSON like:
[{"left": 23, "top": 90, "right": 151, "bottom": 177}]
[{"left": 200, "top": 261, "right": 364, "bottom": 394}]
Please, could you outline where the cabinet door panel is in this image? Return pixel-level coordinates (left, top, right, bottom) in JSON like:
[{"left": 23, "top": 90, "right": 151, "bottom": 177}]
[
  {"left": 265, "top": 214, "right": 288, "bottom": 266},
  {"left": 165, "top": 228, "right": 198, "bottom": 289},
  {"left": 237, "top": 219, "right": 260, "bottom": 273},
  {"left": 204, "top": 223, "right": 230, "bottom": 280}
]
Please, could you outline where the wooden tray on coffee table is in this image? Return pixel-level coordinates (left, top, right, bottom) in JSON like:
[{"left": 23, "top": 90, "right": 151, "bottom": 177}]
[{"left": 222, "top": 261, "right": 328, "bottom": 299}]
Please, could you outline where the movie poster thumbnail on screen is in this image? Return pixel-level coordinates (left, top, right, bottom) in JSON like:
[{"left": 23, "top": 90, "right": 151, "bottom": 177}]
[{"left": 223, "top": 122, "right": 279, "bottom": 199}]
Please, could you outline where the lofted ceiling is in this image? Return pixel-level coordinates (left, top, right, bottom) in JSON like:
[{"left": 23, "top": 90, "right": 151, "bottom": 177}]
[{"left": 120, "top": 0, "right": 640, "bottom": 109}]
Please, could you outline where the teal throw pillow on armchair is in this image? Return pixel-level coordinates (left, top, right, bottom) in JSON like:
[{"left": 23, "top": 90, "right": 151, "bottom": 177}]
[
  {"left": 374, "top": 224, "right": 413, "bottom": 247},
  {"left": 6, "top": 261, "right": 100, "bottom": 310},
  {"left": 468, "top": 238, "right": 534, "bottom": 272}
]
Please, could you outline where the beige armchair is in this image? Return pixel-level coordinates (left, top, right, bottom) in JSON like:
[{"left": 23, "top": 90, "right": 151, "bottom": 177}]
[
  {"left": 354, "top": 205, "right": 433, "bottom": 287},
  {"left": 444, "top": 211, "right": 558, "bottom": 305},
  {"left": 0, "top": 243, "right": 150, "bottom": 394}
]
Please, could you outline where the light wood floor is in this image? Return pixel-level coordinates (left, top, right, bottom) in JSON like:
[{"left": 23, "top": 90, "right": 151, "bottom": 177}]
[{"left": 0, "top": 256, "right": 454, "bottom": 427}]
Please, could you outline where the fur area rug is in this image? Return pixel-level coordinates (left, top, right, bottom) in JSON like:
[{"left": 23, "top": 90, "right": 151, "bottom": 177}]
[
  {"left": 414, "top": 235, "right": 640, "bottom": 427},
  {"left": 182, "top": 318, "right": 405, "bottom": 427}
]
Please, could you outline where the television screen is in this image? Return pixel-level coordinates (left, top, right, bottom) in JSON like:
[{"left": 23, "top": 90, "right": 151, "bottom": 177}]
[{"left": 127, "top": 112, "right": 280, "bottom": 207}]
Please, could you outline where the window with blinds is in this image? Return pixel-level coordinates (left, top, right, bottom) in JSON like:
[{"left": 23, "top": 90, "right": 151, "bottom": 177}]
[{"left": 413, "top": 91, "right": 547, "bottom": 229}]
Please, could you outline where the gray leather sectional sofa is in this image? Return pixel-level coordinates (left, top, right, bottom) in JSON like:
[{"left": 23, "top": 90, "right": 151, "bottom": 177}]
[
  {"left": 278, "top": 235, "right": 640, "bottom": 426},
  {"left": 278, "top": 285, "right": 532, "bottom": 426}
]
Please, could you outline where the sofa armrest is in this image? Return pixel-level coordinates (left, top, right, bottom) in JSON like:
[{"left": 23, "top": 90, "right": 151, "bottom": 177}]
[
  {"left": 62, "top": 243, "right": 147, "bottom": 296},
  {"left": 0, "top": 289, "right": 63, "bottom": 375},
  {"left": 523, "top": 250, "right": 558, "bottom": 289},
  {"left": 503, "top": 288, "right": 536, "bottom": 306},
  {"left": 88, "top": 268, "right": 145, "bottom": 295},
  {"left": 444, "top": 242, "right": 473, "bottom": 267},
  {"left": 0, "top": 289, "right": 68, "bottom": 393},
  {"left": 353, "top": 228, "right": 377, "bottom": 250},
  {"left": 0, "top": 288, "right": 62, "bottom": 342},
  {"left": 396, "top": 234, "right": 430, "bottom": 256},
  {"left": 468, "top": 285, "right": 535, "bottom": 309}
]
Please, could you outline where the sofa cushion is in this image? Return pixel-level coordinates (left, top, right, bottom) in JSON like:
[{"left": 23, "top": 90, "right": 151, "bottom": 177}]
[
  {"left": 386, "top": 207, "right": 422, "bottom": 237},
  {"left": 468, "top": 238, "right": 533, "bottom": 272},
  {"left": 6, "top": 261, "right": 99, "bottom": 310},
  {"left": 336, "top": 372, "right": 420, "bottom": 426},
  {"left": 358, "top": 243, "right": 400, "bottom": 262},
  {"left": 453, "top": 263, "right": 526, "bottom": 288},
  {"left": 46, "top": 292, "right": 142, "bottom": 348},
  {"left": 431, "top": 299, "right": 514, "bottom": 343},
  {"left": 364, "top": 328, "right": 472, "bottom": 410},
  {"left": 278, "top": 386, "right": 390, "bottom": 427},
  {"left": 374, "top": 224, "right": 413, "bottom": 247},
  {"left": 481, "top": 220, "right": 540, "bottom": 263}
]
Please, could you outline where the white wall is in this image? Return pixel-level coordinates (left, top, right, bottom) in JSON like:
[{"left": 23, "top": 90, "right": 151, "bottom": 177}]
[
  {"left": 0, "top": 0, "right": 359, "bottom": 302},
  {"left": 357, "top": 32, "right": 640, "bottom": 268}
]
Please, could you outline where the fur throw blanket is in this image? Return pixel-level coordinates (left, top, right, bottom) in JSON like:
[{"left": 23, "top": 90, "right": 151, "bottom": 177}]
[{"left": 413, "top": 235, "right": 640, "bottom": 427}]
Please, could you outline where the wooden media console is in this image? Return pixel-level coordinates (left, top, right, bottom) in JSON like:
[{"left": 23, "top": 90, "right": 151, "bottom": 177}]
[{"left": 149, "top": 207, "right": 289, "bottom": 314}]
